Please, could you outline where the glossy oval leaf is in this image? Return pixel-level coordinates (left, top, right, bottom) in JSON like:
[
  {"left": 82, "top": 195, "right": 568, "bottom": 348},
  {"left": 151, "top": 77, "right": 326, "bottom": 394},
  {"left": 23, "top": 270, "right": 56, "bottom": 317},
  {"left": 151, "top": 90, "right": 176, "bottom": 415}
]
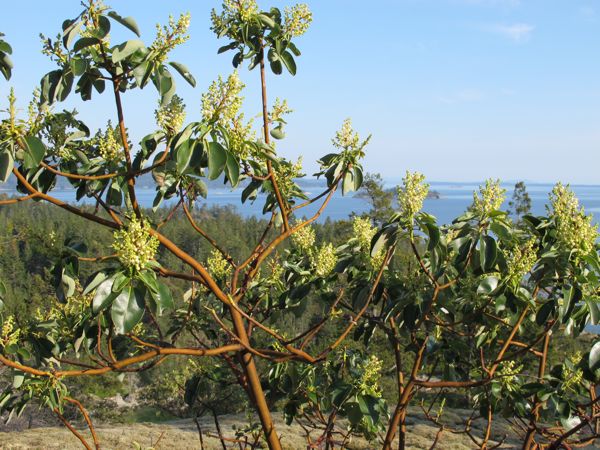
[
  {"left": 107, "top": 11, "right": 141, "bottom": 37},
  {"left": 207, "top": 142, "right": 227, "bottom": 180},
  {"left": 110, "top": 285, "right": 145, "bottom": 334},
  {"left": 169, "top": 61, "right": 196, "bottom": 87},
  {"left": 0, "top": 151, "right": 14, "bottom": 183},
  {"left": 23, "top": 136, "right": 46, "bottom": 169}
]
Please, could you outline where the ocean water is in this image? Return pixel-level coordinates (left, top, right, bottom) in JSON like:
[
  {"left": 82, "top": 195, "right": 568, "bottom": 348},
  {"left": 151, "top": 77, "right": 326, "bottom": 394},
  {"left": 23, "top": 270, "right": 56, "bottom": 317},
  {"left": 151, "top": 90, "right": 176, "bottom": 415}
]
[{"left": 20, "top": 181, "right": 600, "bottom": 225}]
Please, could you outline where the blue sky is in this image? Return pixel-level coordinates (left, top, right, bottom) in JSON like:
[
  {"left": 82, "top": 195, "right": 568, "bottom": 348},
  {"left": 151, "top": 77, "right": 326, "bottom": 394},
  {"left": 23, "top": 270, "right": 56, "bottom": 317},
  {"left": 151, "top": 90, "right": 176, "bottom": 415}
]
[{"left": 2, "top": 0, "right": 600, "bottom": 183}]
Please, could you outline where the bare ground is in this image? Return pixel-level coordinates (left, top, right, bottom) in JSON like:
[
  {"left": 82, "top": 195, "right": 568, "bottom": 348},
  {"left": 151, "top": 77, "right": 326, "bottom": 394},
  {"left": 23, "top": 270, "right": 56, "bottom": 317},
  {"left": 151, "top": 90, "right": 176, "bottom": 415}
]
[{"left": 0, "top": 409, "right": 516, "bottom": 450}]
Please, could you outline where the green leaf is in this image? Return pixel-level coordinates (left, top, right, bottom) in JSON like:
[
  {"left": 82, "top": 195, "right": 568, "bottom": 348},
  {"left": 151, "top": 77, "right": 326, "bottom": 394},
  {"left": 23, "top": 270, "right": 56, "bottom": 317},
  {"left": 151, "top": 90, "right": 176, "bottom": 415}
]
[
  {"left": 0, "top": 52, "right": 12, "bottom": 80},
  {"left": 353, "top": 166, "right": 363, "bottom": 191},
  {"left": 149, "top": 280, "right": 174, "bottom": 316},
  {"left": 479, "top": 235, "right": 497, "bottom": 272},
  {"left": 12, "top": 374, "right": 24, "bottom": 389},
  {"left": 257, "top": 14, "right": 276, "bottom": 28},
  {"left": 0, "top": 280, "right": 5, "bottom": 311},
  {"left": 423, "top": 222, "right": 440, "bottom": 251},
  {"left": 107, "top": 11, "right": 141, "bottom": 37},
  {"left": 0, "top": 40, "right": 12, "bottom": 54},
  {"left": 477, "top": 276, "right": 498, "bottom": 295},
  {"left": 107, "top": 180, "right": 122, "bottom": 206},
  {"left": 536, "top": 301, "right": 554, "bottom": 326},
  {"left": 588, "top": 300, "right": 600, "bottom": 325},
  {"left": 70, "top": 58, "right": 87, "bottom": 76},
  {"left": 112, "top": 39, "right": 145, "bottom": 63},
  {"left": 153, "top": 65, "right": 176, "bottom": 106},
  {"left": 184, "top": 375, "right": 202, "bottom": 407},
  {"left": 23, "top": 136, "right": 46, "bottom": 169},
  {"left": 168, "top": 61, "right": 196, "bottom": 87},
  {"left": 175, "top": 139, "right": 193, "bottom": 174},
  {"left": 95, "top": 15, "right": 111, "bottom": 39},
  {"left": 345, "top": 402, "right": 363, "bottom": 426},
  {"left": 92, "top": 277, "right": 119, "bottom": 313},
  {"left": 137, "top": 270, "right": 158, "bottom": 293},
  {"left": 225, "top": 152, "right": 240, "bottom": 187},
  {"left": 0, "top": 151, "right": 14, "bottom": 183},
  {"left": 561, "top": 286, "right": 581, "bottom": 324},
  {"left": 83, "top": 272, "right": 108, "bottom": 295},
  {"left": 270, "top": 59, "right": 283, "bottom": 75},
  {"left": 110, "top": 285, "right": 145, "bottom": 334},
  {"left": 590, "top": 341, "right": 600, "bottom": 370},
  {"left": 270, "top": 126, "right": 285, "bottom": 140},
  {"left": 281, "top": 51, "right": 297, "bottom": 75},
  {"left": 62, "top": 20, "right": 83, "bottom": 49},
  {"left": 342, "top": 170, "right": 354, "bottom": 195},
  {"left": 371, "top": 224, "right": 397, "bottom": 257},
  {"left": 207, "top": 142, "right": 227, "bottom": 180},
  {"left": 133, "top": 61, "right": 154, "bottom": 88},
  {"left": 73, "top": 37, "right": 100, "bottom": 53}
]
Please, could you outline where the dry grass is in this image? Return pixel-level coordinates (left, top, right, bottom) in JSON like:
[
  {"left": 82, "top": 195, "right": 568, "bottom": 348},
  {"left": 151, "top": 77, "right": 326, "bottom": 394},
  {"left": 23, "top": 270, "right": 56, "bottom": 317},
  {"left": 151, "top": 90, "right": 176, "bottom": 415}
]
[{"left": 0, "top": 409, "right": 517, "bottom": 449}]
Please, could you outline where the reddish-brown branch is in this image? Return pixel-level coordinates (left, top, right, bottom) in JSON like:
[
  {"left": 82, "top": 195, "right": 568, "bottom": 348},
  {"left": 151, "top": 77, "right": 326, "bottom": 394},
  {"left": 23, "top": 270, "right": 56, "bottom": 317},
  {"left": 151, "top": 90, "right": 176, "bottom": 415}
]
[
  {"left": 259, "top": 43, "right": 288, "bottom": 232},
  {"left": 54, "top": 408, "right": 93, "bottom": 450},
  {"left": 0, "top": 193, "right": 40, "bottom": 205},
  {"left": 65, "top": 397, "right": 100, "bottom": 449},
  {"left": 182, "top": 199, "right": 236, "bottom": 268},
  {"left": 0, "top": 344, "right": 243, "bottom": 378}
]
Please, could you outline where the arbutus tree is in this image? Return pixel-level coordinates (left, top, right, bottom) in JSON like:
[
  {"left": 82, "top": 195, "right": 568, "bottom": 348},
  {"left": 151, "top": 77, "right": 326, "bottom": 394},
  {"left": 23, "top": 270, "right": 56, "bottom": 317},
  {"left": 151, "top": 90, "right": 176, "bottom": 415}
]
[
  {"left": 1, "top": 2, "right": 600, "bottom": 450},
  {"left": 0, "top": 1, "right": 377, "bottom": 448}
]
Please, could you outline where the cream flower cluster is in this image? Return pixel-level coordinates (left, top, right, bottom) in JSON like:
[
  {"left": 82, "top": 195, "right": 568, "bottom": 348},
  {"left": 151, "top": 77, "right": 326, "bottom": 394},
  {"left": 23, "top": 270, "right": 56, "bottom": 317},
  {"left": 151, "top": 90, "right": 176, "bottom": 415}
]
[
  {"left": 352, "top": 216, "right": 386, "bottom": 269},
  {"left": 152, "top": 13, "right": 191, "bottom": 63},
  {"left": 357, "top": 355, "right": 383, "bottom": 398},
  {"left": 113, "top": 217, "right": 159, "bottom": 272},
  {"left": 291, "top": 223, "right": 316, "bottom": 253},
  {"left": 353, "top": 216, "right": 376, "bottom": 250},
  {"left": 207, "top": 249, "right": 231, "bottom": 280},
  {"left": 284, "top": 4, "right": 313, "bottom": 37},
  {"left": 223, "top": 0, "right": 258, "bottom": 22},
  {"left": 155, "top": 95, "right": 186, "bottom": 137},
  {"left": 95, "top": 122, "right": 122, "bottom": 162},
  {"left": 1, "top": 315, "right": 20, "bottom": 347},
  {"left": 201, "top": 72, "right": 244, "bottom": 126},
  {"left": 270, "top": 98, "right": 293, "bottom": 123},
  {"left": 273, "top": 157, "right": 303, "bottom": 199},
  {"left": 506, "top": 239, "right": 537, "bottom": 283},
  {"left": 398, "top": 171, "right": 429, "bottom": 221},
  {"left": 549, "top": 183, "right": 598, "bottom": 256},
  {"left": 472, "top": 179, "right": 506, "bottom": 216},
  {"left": 314, "top": 243, "right": 337, "bottom": 277},
  {"left": 332, "top": 118, "right": 360, "bottom": 151},
  {"left": 228, "top": 114, "right": 255, "bottom": 159},
  {"left": 562, "top": 351, "right": 584, "bottom": 392},
  {"left": 498, "top": 360, "right": 523, "bottom": 392}
]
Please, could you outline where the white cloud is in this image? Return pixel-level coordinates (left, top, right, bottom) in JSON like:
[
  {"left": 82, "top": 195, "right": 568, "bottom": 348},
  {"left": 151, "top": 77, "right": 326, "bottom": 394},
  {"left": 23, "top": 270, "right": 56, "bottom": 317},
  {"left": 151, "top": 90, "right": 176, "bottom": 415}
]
[{"left": 488, "top": 23, "right": 534, "bottom": 42}]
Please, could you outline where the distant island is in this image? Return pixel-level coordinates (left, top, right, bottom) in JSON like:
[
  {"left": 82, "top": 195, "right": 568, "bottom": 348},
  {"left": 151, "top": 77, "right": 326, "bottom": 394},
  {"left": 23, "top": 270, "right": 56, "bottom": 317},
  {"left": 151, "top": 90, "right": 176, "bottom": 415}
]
[{"left": 355, "top": 188, "right": 442, "bottom": 200}]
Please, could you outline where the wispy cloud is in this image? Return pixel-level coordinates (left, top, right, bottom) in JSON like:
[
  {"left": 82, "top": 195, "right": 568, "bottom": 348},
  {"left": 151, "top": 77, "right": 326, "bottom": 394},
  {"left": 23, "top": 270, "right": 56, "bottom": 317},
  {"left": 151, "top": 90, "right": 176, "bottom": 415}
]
[{"left": 487, "top": 23, "right": 534, "bottom": 42}]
